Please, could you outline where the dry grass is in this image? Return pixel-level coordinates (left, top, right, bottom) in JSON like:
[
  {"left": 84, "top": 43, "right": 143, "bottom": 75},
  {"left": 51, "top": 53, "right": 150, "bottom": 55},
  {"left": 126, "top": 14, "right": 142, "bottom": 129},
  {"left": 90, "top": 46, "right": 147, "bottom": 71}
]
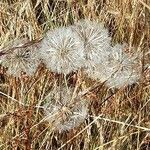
[{"left": 0, "top": 0, "right": 150, "bottom": 150}]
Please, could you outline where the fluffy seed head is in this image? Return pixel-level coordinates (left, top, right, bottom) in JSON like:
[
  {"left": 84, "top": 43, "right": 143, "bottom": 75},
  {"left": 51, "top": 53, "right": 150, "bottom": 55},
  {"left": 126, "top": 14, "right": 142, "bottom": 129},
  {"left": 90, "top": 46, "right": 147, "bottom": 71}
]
[
  {"left": 85, "top": 44, "right": 141, "bottom": 88},
  {"left": 39, "top": 27, "right": 85, "bottom": 74},
  {"left": 1, "top": 39, "right": 40, "bottom": 77},
  {"left": 43, "top": 86, "right": 88, "bottom": 131},
  {"left": 72, "top": 20, "right": 111, "bottom": 67},
  {"left": 106, "top": 45, "right": 141, "bottom": 88}
]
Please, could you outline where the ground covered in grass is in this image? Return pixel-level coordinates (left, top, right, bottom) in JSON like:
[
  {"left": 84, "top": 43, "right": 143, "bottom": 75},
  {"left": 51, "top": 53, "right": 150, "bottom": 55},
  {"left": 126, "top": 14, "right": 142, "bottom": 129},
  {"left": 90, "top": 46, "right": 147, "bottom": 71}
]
[{"left": 0, "top": 0, "right": 150, "bottom": 150}]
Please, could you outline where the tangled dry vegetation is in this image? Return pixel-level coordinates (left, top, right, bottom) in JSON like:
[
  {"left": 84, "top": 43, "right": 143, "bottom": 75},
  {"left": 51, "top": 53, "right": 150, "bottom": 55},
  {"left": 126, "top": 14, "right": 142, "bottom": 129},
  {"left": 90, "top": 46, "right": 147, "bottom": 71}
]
[{"left": 0, "top": 0, "right": 150, "bottom": 150}]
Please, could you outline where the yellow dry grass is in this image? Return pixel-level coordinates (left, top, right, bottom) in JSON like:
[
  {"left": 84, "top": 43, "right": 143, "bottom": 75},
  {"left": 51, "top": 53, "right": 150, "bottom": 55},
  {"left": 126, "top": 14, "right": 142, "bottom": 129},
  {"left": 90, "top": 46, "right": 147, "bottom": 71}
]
[{"left": 0, "top": 0, "right": 150, "bottom": 150}]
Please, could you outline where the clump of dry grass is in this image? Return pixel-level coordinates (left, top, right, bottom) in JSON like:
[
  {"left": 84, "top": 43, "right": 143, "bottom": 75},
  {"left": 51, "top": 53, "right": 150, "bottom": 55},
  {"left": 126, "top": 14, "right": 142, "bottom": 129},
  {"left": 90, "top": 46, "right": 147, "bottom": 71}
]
[{"left": 0, "top": 0, "right": 150, "bottom": 150}]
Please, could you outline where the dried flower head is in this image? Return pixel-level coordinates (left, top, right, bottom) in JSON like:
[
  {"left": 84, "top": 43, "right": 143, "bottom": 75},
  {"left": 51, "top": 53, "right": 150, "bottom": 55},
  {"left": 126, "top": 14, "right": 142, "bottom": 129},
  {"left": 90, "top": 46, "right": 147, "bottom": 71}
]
[
  {"left": 39, "top": 27, "right": 85, "bottom": 74},
  {"left": 86, "top": 44, "right": 141, "bottom": 88},
  {"left": 1, "top": 39, "right": 40, "bottom": 77},
  {"left": 72, "top": 20, "right": 111, "bottom": 67},
  {"left": 105, "top": 44, "right": 141, "bottom": 88},
  {"left": 44, "top": 86, "right": 88, "bottom": 131}
]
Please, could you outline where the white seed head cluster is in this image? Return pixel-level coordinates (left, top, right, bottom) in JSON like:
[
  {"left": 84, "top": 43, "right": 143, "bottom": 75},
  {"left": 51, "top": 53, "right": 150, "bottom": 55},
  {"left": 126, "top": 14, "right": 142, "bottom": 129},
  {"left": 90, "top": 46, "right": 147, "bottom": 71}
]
[
  {"left": 1, "top": 19, "right": 141, "bottom": 88},
  {"left": 1, "top": 39, "right": 40, "bottom": 77},
  {"left": 0, "top": 20, "right": 142, "bottom": 131},
  {"left": 39, "top": 27, "right": 85, "bottom": 74},
  {"left": 44, "top": 87, "right": 88, "bottom": 131}
]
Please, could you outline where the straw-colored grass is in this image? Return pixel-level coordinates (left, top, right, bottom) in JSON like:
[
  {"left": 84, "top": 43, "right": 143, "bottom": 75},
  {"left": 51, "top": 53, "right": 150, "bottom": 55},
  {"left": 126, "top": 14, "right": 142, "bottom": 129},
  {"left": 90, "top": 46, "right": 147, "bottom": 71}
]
[{"left": 0, "top": 0, "right": 150, "bottom": 150}]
